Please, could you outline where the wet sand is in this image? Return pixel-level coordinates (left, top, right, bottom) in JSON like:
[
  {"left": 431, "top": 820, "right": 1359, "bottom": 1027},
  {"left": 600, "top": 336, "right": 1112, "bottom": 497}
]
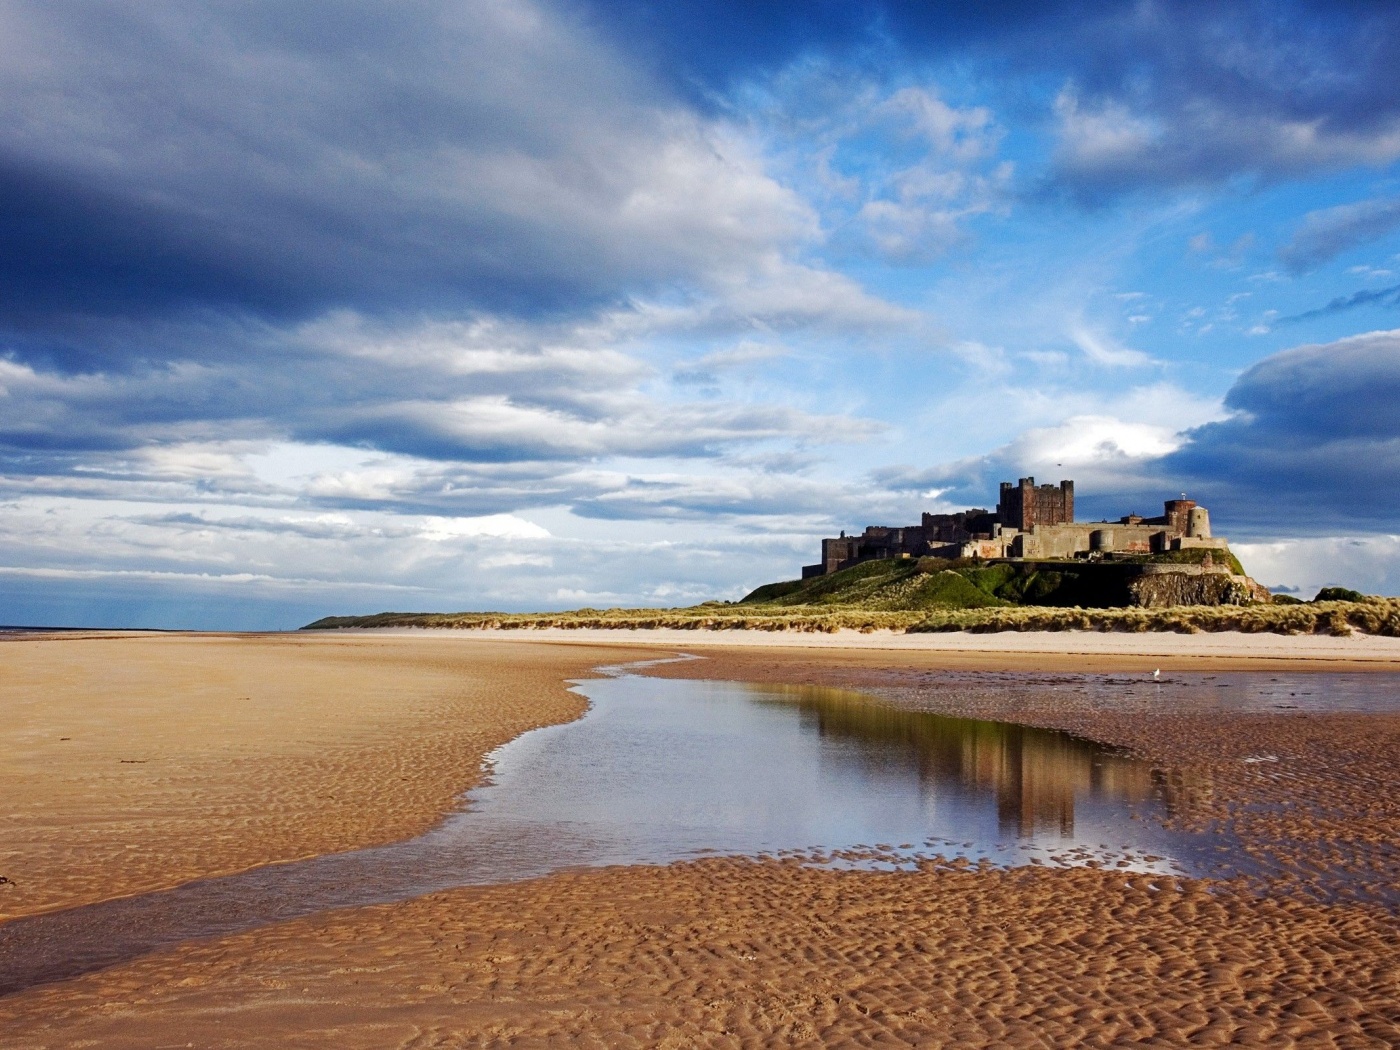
[
  {"left": 638, "top": 646, "right": 1400, "bottom": 909},
  {"left": 3, "top": 632, "right": 1398, "bottom": 1046},
  {"left": 0, "top": 632, "right": 650, "bottom": 918},
  {"left": 4, "top": 861, "right": 1397, "bottom": 1048}
]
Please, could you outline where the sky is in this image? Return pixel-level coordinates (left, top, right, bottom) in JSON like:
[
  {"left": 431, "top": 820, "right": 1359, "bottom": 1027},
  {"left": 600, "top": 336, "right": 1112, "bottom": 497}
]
[{"left": 4, "top": 0, "right": 1400, "bottom": 629}]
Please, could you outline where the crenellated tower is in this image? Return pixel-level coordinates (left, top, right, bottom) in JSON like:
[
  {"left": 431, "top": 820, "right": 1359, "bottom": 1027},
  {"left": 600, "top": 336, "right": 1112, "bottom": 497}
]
[{"left": 997, "top": 477, "right": 1074, "bottom": 530}]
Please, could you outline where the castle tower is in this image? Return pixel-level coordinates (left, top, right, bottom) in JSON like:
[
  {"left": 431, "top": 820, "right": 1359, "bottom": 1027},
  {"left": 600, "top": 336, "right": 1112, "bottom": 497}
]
[
  {"left": 1163, "top": 499, "right": 1197, "bottom": 537},
  {"left": 998, "top": 477, "right": 1074, "bottom": 529},
  {"left": 1187, "top": 506, "right": 1211, "bottom": 538}
]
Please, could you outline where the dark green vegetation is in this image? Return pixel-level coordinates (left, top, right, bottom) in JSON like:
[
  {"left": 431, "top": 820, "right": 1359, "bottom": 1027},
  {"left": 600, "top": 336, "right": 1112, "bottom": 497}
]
[
  {"left": 1314, "top": 586, "right": 1367, "bottom": 603},
  {"left": 304, "top": 551, "right": 1400, "bottom": 636},
  {"left": 743, "top": 558, "right": 1006, "bottom": 610},
  {"left": 738, "top": 554, "right": 1247, "bottom": 611}
]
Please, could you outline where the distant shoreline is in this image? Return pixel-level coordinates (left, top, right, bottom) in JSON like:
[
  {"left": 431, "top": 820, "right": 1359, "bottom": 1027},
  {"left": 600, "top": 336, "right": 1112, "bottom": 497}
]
[
  {"left": 332, "top": 624, "right": 1400, "bottom": 672},
  {"left": 303, "top": 594, "right": 1400, "bottom": 639}
]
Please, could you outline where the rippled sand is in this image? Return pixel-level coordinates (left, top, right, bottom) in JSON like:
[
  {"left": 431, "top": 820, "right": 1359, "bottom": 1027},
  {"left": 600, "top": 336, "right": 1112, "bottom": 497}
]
[
  {"left": 5, "top": 860, "right": 1397, "bottom": 1047},
  {"left": 2, "top": 632, "right": 1397, "bottom": 1047}
]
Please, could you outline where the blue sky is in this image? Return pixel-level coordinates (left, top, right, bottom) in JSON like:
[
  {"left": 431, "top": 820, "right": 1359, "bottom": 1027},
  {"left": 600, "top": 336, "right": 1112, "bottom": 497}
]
[{"left": 4, "top": 0, "right": 1400, "bottom": 628}]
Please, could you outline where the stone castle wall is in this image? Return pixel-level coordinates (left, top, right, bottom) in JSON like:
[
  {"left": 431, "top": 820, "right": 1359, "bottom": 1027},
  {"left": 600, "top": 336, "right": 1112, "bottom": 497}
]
[{"left": 803, "top": 478, "right": 1231, "bottom": 579}]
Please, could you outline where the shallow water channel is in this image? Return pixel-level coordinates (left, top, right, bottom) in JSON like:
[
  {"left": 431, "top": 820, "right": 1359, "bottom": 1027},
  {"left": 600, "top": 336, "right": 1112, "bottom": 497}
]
[{"left": 1, "top": 666, "right": 1237, "bottom": 993}]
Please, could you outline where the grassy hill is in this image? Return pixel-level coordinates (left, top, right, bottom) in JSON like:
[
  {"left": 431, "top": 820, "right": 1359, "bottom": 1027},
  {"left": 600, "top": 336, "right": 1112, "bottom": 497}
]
[
  {"left": 741, "top": 558, "right": 1005, "bottom": 610},
  {"left": 739, "top": 549, "right": 1248, "bottom": 611}
]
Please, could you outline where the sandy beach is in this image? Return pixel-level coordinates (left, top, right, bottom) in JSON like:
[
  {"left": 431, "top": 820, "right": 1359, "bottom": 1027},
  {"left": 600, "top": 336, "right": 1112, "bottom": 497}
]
[
  {"left": 0, "top": 631, "right": 652, "bottom": 918},
  {"left": 393, "top": 624, "right": 1400, "bottom": 668},
  {"left": 2, "top": 629, "right": 1398, "bottom": 1047}
]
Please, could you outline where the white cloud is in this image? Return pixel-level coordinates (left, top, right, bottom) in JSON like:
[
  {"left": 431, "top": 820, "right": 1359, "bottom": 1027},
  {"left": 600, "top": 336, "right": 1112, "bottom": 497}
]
[
  {"left": 419, "top": 514, "right": 551, "bottom": 541},
  {"left": 478, "top": 552, "right": 554, "bottom": 570},
  {"left": 1053, "top": 89, "right": 1159, "bottom": 169},
  {"left": 1232, "top": 536, "right": 1400, "bottom": 597},
  {"left": 1069, "top": 324, "right": 1156, "bottom": 368},
  {"left": 746, "top": 71, "right": 1013, "bottom": 264},
  {"left": 993, "top": 415, "right": 1179, "bottom": 481},
  {"left": 0, "top": 489, "right": 838, "bottom": 626},
  {"left": 874, "top": 380, "right": 1227, "bottom": 505},
  {"left": 880, "top": 87, "right": 1001, "bottom": 161},
  {"left": 691, "top": 340, "right": 791, "bottom": 371}
]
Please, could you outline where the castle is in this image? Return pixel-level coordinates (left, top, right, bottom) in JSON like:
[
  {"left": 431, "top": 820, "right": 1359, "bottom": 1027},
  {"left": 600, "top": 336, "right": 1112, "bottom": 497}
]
[{"left": 803, "top": 478, "right": 1230, "bottom": 578}]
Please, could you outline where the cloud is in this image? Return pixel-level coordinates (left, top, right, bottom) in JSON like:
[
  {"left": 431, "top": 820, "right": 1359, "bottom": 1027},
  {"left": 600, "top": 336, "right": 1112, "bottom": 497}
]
[
  {"left": 1187, "top": 231, "right": 1256, "bottom": 270},
  {"left": 1034, "top": 6, "right": 1400, "bottom": 198},
  {"left": 0, "top": 304, "right": 894, "bottom": 472},
  {"left": 1274, "top": 283, "right": 1400, "bottom": 325},
  {"left": 905, "top": 330, "right": 1400, "bottom": 537},
  {"left": 624, "top": 256, "right": 922, "bottom": 337},
  {"left": 1279, "top": 196, "right": 1400, "bottom": 273},
  {"left": 0, "top": 488, "right": 843, "bottom": 628},
  {"left": 691, "top": 340, "right": 791, "bottom": 372},
  {"left": 587, "top": 2, "right": 1400, "bottom": 201},
  {"left": 1051, "top": 93, "right": 1400, "bottom": 200},
  {"left": 876, "top": 382, "right": 1227, "bottom": 513},
  {"left": 744, "top": 70, "right": 1013, "bottom": 264},
  {"left": 418, "top": 514, "right": 551, "bottom": 541},
  {"left": 0, "top": 0, "right": 821, "bottom": 326},
  {"left": 567, "top": 468, "right": 903, "bottom": 523},
  {"left": 1230, "top": 536, "right": 1400, "bottom": 598},
  {"left": 673, "top": 340, "right": 790, "bottom": 384},
  {"left": 1152, "top": 329, "right": 1400, "bottom": 532},
  {"left": 1052, "top": 89, "right": 1160, "bottom": 181},
  {"left": 1069, "top": 324, "right": 1155, "bottom": 368},
  {"left": 882, "top": 414, "right": 1181, "bottom": 512}
]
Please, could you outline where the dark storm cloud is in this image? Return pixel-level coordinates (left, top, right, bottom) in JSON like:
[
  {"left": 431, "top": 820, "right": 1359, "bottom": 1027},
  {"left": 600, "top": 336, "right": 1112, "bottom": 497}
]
[{"left": 1157, "top": 330, "right": 1400, "bottom": 533}]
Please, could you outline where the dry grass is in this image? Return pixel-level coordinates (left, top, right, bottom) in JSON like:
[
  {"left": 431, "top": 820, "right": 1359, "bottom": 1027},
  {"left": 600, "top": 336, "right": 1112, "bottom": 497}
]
[{"left": 305, "top": 597, "right": 1400, "bottom": 637}]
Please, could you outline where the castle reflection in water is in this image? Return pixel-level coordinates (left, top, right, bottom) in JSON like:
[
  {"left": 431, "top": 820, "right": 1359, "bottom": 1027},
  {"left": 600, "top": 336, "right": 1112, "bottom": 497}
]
[{"left": 756, "top": 685, "right": 1202, "bottom": 838}]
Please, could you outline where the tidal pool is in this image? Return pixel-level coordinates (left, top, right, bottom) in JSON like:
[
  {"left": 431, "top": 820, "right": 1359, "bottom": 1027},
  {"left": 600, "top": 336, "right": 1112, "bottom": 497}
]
[
  {"left": 463, "top": 670, "right": 1186, "bottom": 870},
  {"left": 0, "top": 667, "right": 1211, "bottom": 993}
]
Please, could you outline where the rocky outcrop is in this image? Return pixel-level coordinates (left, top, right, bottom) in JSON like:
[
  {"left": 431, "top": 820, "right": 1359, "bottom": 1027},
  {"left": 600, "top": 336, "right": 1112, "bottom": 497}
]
[
  {"left": 1126, "top": 569, "right": 1264, "bottom": 608},
  {"left": 982, "top": 560, "right": 1270, "bottom": 609}
]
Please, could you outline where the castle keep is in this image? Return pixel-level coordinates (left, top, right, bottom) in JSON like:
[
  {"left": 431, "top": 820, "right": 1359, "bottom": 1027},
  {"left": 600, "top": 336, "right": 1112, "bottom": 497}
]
[{"left": 803, "top": 477, "right": 1230, "bottom": 578}]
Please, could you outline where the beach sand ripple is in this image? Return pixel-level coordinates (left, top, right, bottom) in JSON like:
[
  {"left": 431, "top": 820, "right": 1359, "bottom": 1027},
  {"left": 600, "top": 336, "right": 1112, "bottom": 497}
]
[{"left": 2, "top": 860, "right": 1396, "bottom": 1047}]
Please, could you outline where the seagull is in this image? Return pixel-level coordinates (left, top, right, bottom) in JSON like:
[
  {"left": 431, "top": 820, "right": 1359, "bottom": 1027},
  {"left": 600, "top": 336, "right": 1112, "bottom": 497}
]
[{"left": 1152, "top": 669, "right": 1161, "bottom": 680}]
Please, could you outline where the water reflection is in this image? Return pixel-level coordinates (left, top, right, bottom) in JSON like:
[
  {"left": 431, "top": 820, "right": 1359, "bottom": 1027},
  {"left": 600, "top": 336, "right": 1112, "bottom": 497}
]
[
  {"left": 457, "top": 676, "right": 1186, "bottom": 872},
  {"left": 753, "top": 685, "right": 1158, "bottom": 838}
]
